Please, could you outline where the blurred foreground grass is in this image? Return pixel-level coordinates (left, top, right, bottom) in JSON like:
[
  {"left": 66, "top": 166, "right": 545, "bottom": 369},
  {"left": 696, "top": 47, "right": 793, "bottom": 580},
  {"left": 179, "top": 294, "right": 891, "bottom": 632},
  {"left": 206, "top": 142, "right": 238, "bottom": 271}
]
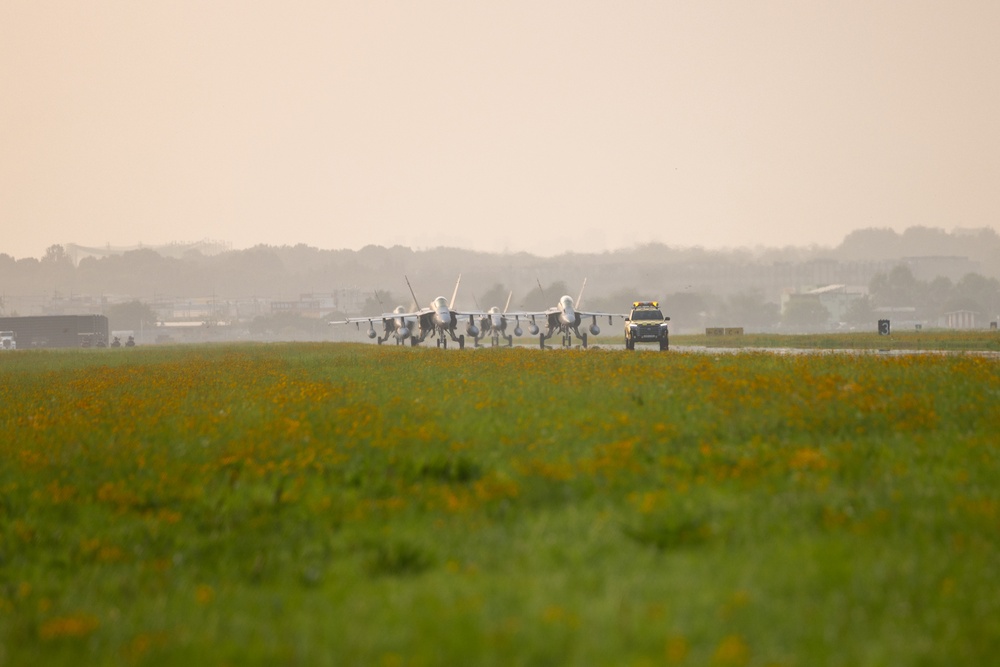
[
  {"left": 1, "top": 343, "right": 998, "bottom": 666},
  {"left": 672, "top": 329, "right": 1000, "bottom": 351}
]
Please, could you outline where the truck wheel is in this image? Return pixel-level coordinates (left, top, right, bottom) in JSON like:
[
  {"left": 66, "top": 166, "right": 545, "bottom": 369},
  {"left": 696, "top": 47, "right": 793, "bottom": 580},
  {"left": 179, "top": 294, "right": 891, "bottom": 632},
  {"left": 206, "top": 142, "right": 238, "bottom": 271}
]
[{"left": 660, "top": 338, "right": 669, "bottom": 351}]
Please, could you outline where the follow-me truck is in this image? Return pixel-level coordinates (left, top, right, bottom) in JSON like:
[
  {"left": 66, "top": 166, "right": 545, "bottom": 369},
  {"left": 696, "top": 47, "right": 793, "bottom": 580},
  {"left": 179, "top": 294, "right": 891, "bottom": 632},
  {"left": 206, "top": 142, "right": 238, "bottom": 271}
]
[{"left": 624, "top": 302, "right": 669, "bottom": 351}]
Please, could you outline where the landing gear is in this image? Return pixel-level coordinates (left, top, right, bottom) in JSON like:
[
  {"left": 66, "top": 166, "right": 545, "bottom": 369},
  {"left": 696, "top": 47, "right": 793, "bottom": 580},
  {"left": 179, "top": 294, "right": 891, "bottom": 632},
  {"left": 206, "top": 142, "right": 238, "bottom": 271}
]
[
  {"left": 625, "top": 337, "right": 634, "bottom": 350},
  {"left": 539, "top": 334, "right": 546, "bottom": 349},
  {"left": 438, "top": 334, "right": 465, "bottom": 349},
  {"left": 581, "top": 333, "right": 588, "bottom": 349},
  {"left": 506, "top": 334, "right": 514, "bottom": 347}
]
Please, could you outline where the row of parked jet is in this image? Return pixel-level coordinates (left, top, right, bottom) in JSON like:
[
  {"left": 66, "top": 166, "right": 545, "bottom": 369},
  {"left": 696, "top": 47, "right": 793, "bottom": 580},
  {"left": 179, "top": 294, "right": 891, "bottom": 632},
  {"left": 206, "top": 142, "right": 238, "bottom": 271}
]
[{"left": 331, "top": 277, "right": 622, "bottom": 349}]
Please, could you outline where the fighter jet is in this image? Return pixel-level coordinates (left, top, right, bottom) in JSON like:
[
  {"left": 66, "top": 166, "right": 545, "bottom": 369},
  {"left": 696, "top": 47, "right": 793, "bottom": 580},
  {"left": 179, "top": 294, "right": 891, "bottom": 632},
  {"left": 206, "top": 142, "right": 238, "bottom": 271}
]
[
  {"left": 470, "top": 292, "right": 517, "bottom": 347},
  {"left": 516, "top": 279, "right": 625, "bottom": 349},
  {"left": 332, "top": 291, "right": 420, "bottom": 345},
  {"left": 332, "top": 277, "right": 478, "bottom": 348},
  {"left": 403, "top": 275, "right": 481, "bottom": 349}
]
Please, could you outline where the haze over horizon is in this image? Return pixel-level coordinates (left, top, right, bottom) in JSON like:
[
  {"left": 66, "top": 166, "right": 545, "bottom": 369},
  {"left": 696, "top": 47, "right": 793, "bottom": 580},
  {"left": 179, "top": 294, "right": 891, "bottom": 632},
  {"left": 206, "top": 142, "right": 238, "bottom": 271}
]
[{"left": 3, "top": 2, "right": 998, "bottom": 261}]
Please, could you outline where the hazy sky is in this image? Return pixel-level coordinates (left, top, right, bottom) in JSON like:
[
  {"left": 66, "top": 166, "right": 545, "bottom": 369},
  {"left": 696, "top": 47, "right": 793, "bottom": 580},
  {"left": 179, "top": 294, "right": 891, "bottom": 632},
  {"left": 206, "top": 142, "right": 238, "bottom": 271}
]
[{"left": 2, "top": 2, "right": 998, "bottom": 259}]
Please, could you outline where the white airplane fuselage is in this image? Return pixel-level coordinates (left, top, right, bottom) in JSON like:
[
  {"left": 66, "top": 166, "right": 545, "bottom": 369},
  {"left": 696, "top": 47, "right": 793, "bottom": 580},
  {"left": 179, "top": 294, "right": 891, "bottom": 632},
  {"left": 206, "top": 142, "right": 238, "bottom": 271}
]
[
  {"left": 472, "top": 306, "right": 514, "bottom": 346},
  {"left": 413, "top": 295, "right": 468, "bottom": 348},
  {"left": 431, "top": 296, "right": 452, "bottom": 330},
  {"left": 556, "top": 295, "right": 579, "bottom": 329},
  {"left": 534, "top": 292, "right": 617, "bottom": 348},
  {"left": 488, "top": 307, "right": 506, "bottom": 333},
  {"left": 391, "top": 306, "right": 417, "bottom": 340}
]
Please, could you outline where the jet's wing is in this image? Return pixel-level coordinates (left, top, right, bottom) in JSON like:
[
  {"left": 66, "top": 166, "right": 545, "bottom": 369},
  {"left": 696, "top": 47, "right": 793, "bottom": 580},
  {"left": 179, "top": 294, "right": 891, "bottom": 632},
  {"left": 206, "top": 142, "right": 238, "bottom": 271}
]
[
  {"left": 501, "top": 307, "right": 553, "bottom": 319},
  {"left": 490, "top": 308, "right": 556, "bottom": 330},
  {"left": 577, "top": 310, "right": 628, "bottom": 320},
  {"left": 451, "top": 309, "right": 495, "bottom": 331},
  {"left": 353, "top": 307, "right": 431, "bottom": 321},
  {"left": 395, "top": 309, "right": 432, "bottom": 321},
  {"left": 576, "top": 310, "right": 629, "bottom": 330},
  {"left": 331, "top": 313, "right": 394, "bottom": 324},
  {"left": 330, "top": 310, "right": 425, "bottom": 326},
  {"left": 451, "top": 308, "right": 490, "bottom": 318}
]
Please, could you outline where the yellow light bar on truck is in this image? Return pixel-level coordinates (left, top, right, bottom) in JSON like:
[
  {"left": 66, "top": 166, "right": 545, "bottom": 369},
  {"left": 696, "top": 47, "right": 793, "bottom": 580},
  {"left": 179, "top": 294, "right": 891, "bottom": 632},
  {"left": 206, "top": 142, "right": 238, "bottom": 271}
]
[{"left": 632, "top": 301, "right": 659, "bottom": 308}]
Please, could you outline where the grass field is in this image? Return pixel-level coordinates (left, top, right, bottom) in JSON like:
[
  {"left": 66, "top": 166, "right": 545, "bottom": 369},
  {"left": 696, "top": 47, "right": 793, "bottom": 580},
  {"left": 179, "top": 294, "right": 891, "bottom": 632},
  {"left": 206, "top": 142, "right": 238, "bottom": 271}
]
[
  {"left": 2, "top": 343, "right": 998, "bottom": 666},
  {"left": 671, "top": 330, "right": 1000, "bottom": 351},
  {"left": 519, "top": 328, "right": 1000, "bottom": 351}
]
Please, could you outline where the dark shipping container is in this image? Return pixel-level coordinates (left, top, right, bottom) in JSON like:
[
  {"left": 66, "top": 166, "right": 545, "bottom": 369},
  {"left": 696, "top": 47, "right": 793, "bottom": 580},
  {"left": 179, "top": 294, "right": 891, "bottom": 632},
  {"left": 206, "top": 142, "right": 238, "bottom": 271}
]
[{"left": 0, "top": 315, "right": 110, "bottom": 349}]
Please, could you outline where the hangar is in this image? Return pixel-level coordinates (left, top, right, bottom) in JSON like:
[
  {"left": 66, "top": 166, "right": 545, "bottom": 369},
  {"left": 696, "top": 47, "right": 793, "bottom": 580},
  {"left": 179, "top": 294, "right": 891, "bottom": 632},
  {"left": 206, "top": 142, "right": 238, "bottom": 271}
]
[{"left": 0, "top": 315, "right": 110, "bottom": 349}]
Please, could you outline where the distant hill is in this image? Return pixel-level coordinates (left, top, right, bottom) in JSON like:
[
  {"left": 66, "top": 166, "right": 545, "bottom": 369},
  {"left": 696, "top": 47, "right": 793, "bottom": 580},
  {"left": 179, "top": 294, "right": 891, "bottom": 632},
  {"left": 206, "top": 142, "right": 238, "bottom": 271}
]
[{"left": 1, "top": 227, "right": 997, "bottom": 314}]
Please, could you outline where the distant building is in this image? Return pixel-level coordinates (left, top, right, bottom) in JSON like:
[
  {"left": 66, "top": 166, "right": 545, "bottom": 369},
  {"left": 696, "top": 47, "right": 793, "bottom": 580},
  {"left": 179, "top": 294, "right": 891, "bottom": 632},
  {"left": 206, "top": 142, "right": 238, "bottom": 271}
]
[
  {"left": 781, "top": 284, "right": 867, "bottom": 324},
  {"left": 153, "top": 297, "right": 230, "bottom": 323},
  {"left": 939, "top": 310, "right": 981, "bottom": 330},
  {"left": 806, "top": 284, "right": 867, "bottom": 323},
  {"left": 271, "top": 291, "right": 365, "bottom": 317}
]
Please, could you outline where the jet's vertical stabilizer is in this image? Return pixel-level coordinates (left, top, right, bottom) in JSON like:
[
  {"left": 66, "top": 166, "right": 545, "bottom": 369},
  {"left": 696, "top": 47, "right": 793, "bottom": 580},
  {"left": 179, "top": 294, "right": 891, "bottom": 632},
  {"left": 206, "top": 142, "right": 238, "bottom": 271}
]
[{"left": 449, "top": 274, "right": 462, "bottom": 310}]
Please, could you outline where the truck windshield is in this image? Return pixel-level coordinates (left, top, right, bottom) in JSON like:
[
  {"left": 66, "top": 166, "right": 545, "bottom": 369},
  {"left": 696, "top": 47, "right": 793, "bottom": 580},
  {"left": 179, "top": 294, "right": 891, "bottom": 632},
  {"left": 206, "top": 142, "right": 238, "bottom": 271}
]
[{"left": 631, "top": 310, "right": 663, "bottom": 321}]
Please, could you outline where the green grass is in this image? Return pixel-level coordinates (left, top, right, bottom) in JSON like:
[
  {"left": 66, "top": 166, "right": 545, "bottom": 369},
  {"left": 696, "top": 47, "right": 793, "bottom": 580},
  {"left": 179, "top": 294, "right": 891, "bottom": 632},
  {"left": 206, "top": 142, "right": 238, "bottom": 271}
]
[
  {"left": 671, "top": 329, "right": 1000, "bottom": 351},
  {"left": 1, "top": 343, "right": 998, "bottom": 666}
]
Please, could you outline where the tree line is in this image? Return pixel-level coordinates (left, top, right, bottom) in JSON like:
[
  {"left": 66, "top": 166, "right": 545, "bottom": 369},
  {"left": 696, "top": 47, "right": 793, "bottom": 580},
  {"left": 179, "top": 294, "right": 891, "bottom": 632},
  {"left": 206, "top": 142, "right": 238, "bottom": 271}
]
[{"left": 2, "top": 226, "right": 999, "bottom": 334}]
